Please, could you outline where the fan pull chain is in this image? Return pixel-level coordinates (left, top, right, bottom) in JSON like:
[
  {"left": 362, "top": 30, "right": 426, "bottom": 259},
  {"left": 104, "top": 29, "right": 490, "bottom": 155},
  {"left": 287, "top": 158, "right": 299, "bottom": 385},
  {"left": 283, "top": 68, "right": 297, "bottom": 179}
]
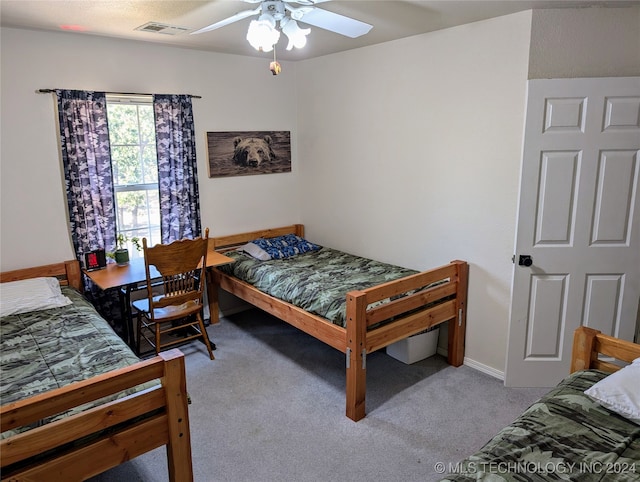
[{"left": 270, "top": 46, "right": 281, "bottom": 75}]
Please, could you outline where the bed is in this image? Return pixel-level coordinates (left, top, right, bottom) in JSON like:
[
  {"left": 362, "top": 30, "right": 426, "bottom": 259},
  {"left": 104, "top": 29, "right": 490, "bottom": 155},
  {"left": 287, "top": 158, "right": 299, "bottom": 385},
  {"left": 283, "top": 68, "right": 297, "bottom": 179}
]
[
  {"left": 0, "top": 260, "right": 193, "bottom": 481},
  {"left": 207, "top": 224, "right": 469, "bottom": 421},
  {"left": 441, "top": 326, "right": 640, "bottom": 481}
]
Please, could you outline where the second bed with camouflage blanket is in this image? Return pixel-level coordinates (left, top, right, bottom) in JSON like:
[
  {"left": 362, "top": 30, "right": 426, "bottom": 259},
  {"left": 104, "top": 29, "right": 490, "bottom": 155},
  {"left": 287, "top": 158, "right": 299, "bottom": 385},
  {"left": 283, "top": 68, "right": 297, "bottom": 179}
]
[
  {"left": 1, "top": 287, "right": 151, "bottom": 438},
  {"left": 0, "top": 260, "right": 193, "bottom": 480},
  {"left": 441, "top": 327, "right": 640, "bottom": 482},
  {"left": 217, "top": 246, "right": 421, "bottom": 328},
  {"left": 441, "top": 370, "right": 640, "bottom": 481},
  {"left": 209, "top": 224, "right": 469, "bottom": 421}
]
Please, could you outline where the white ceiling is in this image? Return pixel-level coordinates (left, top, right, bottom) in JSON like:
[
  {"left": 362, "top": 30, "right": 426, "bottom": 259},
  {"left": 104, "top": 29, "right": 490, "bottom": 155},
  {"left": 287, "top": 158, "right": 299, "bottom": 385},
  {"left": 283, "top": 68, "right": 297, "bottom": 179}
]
[{"left": 1, "top": 0, "right": 637, "bottom": 61}]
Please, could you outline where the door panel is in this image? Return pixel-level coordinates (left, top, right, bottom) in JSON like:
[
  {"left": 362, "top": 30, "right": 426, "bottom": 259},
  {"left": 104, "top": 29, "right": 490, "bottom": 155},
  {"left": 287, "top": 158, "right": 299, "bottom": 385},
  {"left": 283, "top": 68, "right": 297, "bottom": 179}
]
[
  {"left": 583, "top": 274, "right": 622, "bottom": 335},
  {"left": 535, "top": 151, "right": 580, "bottom": 244},
  {"left": 592, "top": 151, "right": 637, "bottom": 244},
  {"left": 505, "top": 77, "right": 640, "bottom": 387},
  {"left": 526, "top": 275, "right": 566, "bottom": 358}
]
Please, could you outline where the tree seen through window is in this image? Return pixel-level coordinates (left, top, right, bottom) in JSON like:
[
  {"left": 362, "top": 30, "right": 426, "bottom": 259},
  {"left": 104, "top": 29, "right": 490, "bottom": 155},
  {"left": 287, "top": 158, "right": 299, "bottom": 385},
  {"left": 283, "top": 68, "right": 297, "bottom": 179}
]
[{"left": 107, "top": 97, "right": 161, "bottom": 258}]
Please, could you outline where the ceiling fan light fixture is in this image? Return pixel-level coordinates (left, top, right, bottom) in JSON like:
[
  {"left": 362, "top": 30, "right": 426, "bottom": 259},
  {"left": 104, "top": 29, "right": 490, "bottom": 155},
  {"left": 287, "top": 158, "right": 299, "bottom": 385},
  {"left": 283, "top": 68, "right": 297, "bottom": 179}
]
[
  {"left": 280, "top": 17, "right": 310, "bottom": 50},
  {"left": 246, "top": 15, "right": 280, "bottom": 52}
]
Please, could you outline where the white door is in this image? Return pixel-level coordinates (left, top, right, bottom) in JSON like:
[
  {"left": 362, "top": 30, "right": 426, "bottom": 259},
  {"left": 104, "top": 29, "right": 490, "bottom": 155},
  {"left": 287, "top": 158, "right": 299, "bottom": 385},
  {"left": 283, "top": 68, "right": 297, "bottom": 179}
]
[{"left": 505, "top": 77, "right": 640, "bottom": 387}]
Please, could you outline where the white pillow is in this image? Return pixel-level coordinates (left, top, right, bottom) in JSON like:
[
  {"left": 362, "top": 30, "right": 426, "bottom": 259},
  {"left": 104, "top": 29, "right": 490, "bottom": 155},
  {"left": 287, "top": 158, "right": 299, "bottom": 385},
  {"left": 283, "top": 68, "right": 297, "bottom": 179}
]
[
  {"left": 237, "top": 242, "right": 271, "bottom": 261},
  {"left": 584, "top": 358, "right": 640, "bottom": 425},
  {"left": 0, "top": 277, "right": 72, "bottom": 317}
]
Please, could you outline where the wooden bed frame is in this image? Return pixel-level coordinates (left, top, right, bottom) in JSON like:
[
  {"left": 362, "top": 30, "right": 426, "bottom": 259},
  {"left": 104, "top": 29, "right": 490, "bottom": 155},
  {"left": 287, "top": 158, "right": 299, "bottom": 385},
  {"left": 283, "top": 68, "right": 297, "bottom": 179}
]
[
  {"left": 207, "top": 224, "right": 469, "bottom": 421},
  {"left": 571, "top": 325, "right": 640, "bottom": 373},
  {"left": 0, "top": 261, "right": 193, "bottom": 481}
]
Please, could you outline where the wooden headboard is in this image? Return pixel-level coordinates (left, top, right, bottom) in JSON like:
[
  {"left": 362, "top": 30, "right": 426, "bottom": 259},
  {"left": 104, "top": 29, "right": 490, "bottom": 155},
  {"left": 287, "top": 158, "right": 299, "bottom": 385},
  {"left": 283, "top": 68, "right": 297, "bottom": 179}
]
[
  {"left": 571, "top": 326, "right": 640, "bottom": 374},
  {"left": 0, "top": 260, "right": 83, "bottom": 292},
  {"left": 209, "top": 224, "right": 305, "bottom": 252}
]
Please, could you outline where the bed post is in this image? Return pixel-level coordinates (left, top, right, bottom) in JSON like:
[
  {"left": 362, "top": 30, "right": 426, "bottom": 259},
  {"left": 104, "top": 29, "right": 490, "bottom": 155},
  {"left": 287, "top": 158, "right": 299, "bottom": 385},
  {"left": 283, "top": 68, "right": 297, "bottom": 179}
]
[
  {"left": 346, "top": 290, "right": 367, "bottom": 422},
  {"left": 64, "top": 260, "right": 83, "bottom": 292},
  {"left": 207, "top": 270, "right": 220, "bottom": 324},
  {"left": 570, "top": 326, "right": 599, "bottom": 373},
  {"left": 448, "top": 260, "right": 468, "bottom": 367},
  {"left": 160, "top": 350, "right": 194, "bottom": 482}
]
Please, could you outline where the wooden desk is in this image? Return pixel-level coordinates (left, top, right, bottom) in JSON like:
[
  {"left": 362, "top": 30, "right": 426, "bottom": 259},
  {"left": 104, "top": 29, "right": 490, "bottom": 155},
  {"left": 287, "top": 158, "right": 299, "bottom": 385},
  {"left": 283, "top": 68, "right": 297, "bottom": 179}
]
[{"left": 84, "top": 249, "right": 234, "bottom": 348}]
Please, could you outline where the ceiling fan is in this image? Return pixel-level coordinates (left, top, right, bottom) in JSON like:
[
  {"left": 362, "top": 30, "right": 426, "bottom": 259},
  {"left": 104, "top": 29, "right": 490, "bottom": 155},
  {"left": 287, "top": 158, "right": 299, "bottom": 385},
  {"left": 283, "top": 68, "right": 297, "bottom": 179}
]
[{"left": 191, "top": 0, "right": 373, "bottom": 52}]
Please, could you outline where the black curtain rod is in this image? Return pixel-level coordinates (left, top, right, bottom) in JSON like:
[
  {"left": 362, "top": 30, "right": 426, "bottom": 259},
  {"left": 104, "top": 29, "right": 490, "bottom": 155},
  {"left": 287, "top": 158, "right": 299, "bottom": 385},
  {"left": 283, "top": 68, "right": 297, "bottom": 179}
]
[{"left": 37, "top": 89, "right": 202, "bottom": 99}]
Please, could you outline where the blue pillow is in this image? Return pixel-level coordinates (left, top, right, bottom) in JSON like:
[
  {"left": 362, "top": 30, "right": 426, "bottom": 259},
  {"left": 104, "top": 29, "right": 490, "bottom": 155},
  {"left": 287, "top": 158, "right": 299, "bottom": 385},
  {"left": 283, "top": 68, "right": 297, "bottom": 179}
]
[{"left": 251, "top": 234, "right": 321, "bottom": 259}]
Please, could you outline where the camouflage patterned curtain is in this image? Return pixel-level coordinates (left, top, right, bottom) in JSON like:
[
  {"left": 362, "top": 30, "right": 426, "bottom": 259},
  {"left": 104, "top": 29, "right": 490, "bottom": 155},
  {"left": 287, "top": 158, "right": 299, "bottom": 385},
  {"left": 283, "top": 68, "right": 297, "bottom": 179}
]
[
  {"left": 55, "top": 90, "right": 123, "bottom": 329},
  {"left": 153, "top": 94, "right": 201, "bottom": 243}
]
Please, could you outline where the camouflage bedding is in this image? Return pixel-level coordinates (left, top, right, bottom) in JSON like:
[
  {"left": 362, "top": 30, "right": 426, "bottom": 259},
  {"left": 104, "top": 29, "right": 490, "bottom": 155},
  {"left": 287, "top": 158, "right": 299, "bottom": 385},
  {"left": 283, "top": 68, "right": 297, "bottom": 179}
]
[
  {"left": 441, "top": 370, "right": 640, "bottom": 481},
  {"left": 218, "top": 247, "right": 419, "bottom": 327},
  {"left": 1, "top": 287, "right": 152, "bottom": 438}
]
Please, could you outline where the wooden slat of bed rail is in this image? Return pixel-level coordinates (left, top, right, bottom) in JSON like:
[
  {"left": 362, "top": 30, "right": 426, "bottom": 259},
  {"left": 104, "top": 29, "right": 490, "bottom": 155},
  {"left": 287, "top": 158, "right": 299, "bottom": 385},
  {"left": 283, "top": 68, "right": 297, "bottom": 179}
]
[
  {"left": 594, "top": 336, "right": 640, "bottom": 364},
  {"left": 1, "top": 355, "right": 165, "bottom": 432},
  {"left": 0, "top": 260, "right": 83, "bottom": 292},
  {"left": 366, "top": 282, "right": 457, "bottom": 327},
  {"left": 571, "top": 326, "right": 640, "bottom": 373},
  {"left": 362, "top": 264, "right": 457, "bottom": 301},
  {"left": 210, "top": 224, "right": 304, "bottom": 250},
  {"left": 4, "top": 415, "right": 170, "bottom": 482},
  {"left": 366, "top": 299, "right": 457, "bottom": 353},
  {"left": 1, "top": 388, "right": 166, "bottom": 466},
  {"left": 591, "top": 360, "right": 625, "bottom": 373},
  {"left": 0, "top": 262, "right": 67, "bottom": 282}
]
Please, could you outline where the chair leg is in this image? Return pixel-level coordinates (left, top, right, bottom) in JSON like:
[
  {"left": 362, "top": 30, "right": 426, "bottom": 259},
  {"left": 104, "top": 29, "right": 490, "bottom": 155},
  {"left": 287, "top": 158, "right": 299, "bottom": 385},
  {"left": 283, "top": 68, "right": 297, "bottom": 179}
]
[
  {"left": 136, "top": 313, "right": 142, "bottom": 356},
  {"left": 197, "top": 312, "right": 215, "bottom": 360},
  {"left": 155, "top": 320, "right": 162, "bottom": 357}
]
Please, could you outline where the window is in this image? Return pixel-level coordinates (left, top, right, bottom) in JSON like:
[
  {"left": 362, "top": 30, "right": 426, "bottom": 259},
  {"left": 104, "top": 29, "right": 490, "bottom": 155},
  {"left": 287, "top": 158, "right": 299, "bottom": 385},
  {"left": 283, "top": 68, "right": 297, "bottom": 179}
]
[{"left": 106, "top": 95, "right": 160, "bottom": 258}]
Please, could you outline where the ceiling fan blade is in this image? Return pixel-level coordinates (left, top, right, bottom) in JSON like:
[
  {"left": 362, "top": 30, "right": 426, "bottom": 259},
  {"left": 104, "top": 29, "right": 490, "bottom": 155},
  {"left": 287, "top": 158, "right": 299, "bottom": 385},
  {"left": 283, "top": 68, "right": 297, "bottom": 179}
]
[
  {"left": 190, "top": 6, "right": 261, "bottom": 35},
  {"left": 298, "top": 7, "right": 372, "bottom": 38},
  {"left": 289, "top": 0, "right": 332, "bottom": 4}
]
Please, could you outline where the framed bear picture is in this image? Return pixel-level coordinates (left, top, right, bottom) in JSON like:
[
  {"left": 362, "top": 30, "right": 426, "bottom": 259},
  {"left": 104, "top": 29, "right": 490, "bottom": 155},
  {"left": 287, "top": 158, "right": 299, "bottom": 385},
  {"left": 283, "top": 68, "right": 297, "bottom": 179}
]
[{"left": 206, "top": 130, "right": 292, "bottom": 178}]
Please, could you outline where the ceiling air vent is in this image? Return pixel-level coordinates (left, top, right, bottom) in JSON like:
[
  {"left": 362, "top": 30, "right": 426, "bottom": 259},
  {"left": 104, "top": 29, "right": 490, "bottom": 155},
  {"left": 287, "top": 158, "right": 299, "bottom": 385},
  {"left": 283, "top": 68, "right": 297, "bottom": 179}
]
[{"left": 135, "top": 22, "right": 190, "bottom": 35}]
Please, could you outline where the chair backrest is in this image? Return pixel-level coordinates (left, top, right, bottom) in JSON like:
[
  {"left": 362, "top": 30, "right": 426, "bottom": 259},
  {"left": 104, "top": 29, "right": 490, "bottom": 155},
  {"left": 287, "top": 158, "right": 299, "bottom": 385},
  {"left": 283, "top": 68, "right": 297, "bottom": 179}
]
[{"left": 142, "top": 228, "right": 209, "bottom": 311}]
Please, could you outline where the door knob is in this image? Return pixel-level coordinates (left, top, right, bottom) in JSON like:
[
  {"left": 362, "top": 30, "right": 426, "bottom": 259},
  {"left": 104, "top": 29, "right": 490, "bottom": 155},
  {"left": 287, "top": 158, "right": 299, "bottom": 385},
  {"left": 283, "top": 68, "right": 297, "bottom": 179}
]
[{"left": 518, "top": 255, "right": 533, "bottom": 267}]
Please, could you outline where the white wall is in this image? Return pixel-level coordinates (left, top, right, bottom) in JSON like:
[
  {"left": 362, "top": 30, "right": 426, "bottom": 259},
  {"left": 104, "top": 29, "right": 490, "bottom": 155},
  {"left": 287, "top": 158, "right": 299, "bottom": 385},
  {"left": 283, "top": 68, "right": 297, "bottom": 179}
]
[
  {"left": 3, "top": 7, "right": 633, "bottom": 375},
  {"left": 0, "top": 27, "right": 301, "bottom": 271},
  {"left": 296, "top": 12, "right": 533, "bottom": 375},
  {"left": 529, "top": 7, "right": 640, "bottom": 79}
]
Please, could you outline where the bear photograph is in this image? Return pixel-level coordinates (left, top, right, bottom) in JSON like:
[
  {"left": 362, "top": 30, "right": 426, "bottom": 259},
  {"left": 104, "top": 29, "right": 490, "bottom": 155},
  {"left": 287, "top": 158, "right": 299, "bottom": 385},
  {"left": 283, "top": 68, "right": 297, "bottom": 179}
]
[{"left": 207, "top": 130, "right": 291, "bottom": 178}]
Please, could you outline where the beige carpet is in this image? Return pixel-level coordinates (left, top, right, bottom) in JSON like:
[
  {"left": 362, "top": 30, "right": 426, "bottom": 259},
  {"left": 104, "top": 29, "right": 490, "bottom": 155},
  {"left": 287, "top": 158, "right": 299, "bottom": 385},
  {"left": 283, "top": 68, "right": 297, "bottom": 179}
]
[{"left": 91, "top": 308, "right": 549, "bottom": 482}]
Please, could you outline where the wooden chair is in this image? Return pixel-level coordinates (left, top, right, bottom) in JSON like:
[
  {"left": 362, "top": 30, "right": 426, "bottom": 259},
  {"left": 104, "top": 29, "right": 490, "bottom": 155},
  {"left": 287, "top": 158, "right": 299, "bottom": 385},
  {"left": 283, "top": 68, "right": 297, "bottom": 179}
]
[{"left": 133, "top": 228, "right": 214, "bottom": 360}]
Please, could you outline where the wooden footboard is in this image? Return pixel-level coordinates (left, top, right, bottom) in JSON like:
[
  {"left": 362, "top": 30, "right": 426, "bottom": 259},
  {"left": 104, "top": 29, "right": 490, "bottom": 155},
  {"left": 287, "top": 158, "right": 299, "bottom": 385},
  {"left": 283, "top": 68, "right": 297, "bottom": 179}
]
[
  {"left": 0, "top": 349, "right": 193, "bottom": 481},
  {"left": 570, "top": 326, "right": 640, "bottom": 374},
  {"left": 345, "top": 259, "right": 468, "bottom": 420},
  {"left": 1, "top": 261, "right": 193, "bottom": 481},
  {"left": 209, "top": 225, "right": 468, "bottom": 421}
]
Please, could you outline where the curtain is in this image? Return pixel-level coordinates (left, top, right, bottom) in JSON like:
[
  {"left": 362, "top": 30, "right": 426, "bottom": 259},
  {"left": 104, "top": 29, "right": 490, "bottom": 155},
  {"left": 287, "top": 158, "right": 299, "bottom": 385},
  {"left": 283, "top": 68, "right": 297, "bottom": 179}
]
[
  {"left": 153, "top": 94, "right": 202, "bottom": 243},
  {"left": 56, "top": 90, "right": 122, "bottom": 326}
]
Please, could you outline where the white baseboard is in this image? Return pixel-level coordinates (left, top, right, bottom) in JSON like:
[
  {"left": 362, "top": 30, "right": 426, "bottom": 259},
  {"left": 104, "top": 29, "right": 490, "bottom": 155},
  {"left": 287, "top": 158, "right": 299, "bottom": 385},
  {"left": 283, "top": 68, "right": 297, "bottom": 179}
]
[
  {"left": 436, "top": 347, "right": 505, "bottom": 381},
  {"left": 463, "top": 357, "right": 504, "bottom": 380}
]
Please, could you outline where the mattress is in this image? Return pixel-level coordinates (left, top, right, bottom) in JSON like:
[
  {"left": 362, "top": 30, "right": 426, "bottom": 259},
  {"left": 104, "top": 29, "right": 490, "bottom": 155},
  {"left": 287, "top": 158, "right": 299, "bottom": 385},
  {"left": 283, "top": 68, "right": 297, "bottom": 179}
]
[
  {"left": 1, "top": 286, "right": 152, "bottom": 438},
  {"left": 218, "top": 247, "right": 419, "bottom": 327},
  {"left": 441, "top": 370, "right": 640, "bottom": 481}
]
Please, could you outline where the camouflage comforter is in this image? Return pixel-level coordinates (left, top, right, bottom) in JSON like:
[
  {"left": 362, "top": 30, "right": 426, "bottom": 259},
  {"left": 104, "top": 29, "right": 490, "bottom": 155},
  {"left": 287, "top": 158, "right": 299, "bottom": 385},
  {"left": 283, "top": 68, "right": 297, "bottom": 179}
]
[
  {"left": 218, "top": 247, "right": 419, "bottom": 327},
  {"left": 1, "top": 287, "right": 152, "bottom": 438},
  {"left": 441, "top": 370, "right": 640, "bottom": 481}
]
